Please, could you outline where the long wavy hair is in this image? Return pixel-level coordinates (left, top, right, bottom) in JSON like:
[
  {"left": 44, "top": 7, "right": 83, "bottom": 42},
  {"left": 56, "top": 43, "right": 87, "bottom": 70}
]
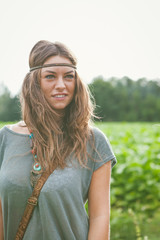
[{"left": 20, "top": 40, "right": 95, "bottom": 170}]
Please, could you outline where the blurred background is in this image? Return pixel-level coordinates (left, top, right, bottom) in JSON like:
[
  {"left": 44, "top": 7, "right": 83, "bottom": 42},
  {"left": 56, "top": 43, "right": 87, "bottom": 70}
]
[{"left": 0, "top": 0, "right": 160, "bottom": 239}]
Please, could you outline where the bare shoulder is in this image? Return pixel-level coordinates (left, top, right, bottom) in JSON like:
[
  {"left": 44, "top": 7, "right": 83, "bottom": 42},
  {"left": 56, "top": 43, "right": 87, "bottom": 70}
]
[{"left": 6, "top": 121, "right": 30, "bottom": 135}]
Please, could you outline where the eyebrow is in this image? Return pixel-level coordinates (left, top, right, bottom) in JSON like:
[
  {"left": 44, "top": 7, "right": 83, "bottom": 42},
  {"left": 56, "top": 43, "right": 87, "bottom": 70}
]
[{"left": 43, "top": 70, "right": 74, "bottom": 74}]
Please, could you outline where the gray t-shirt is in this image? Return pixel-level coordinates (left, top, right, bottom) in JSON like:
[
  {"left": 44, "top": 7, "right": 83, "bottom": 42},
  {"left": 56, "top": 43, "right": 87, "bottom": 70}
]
[{"left": 0, "top": 126, "right": 116, "bottom": 240}]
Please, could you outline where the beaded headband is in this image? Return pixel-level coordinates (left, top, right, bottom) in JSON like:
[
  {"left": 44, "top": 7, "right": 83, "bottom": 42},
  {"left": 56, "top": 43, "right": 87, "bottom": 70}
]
[{"left": 30, "top": 63, "right": 77, "bottom": 72}]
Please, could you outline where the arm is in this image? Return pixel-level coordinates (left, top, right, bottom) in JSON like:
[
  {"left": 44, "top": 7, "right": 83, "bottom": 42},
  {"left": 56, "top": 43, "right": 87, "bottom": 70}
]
[
  {"left": 0, "top": 200, "right": 4, "bottom": 240},
  {"left": 88, "top": 160, "right": 111, "bottom": 240}
]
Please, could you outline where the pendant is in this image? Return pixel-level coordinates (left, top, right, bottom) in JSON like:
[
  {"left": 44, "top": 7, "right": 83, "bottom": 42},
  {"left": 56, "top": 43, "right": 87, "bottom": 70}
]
[{"left": 30, "top": 162, "right": 43, "bottom": 188}]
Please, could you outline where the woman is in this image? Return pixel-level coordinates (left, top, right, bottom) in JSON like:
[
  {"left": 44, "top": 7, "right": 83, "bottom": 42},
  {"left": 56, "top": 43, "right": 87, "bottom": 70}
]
[{"left": 0, "top": 40, "right": 116, "bottom": 240}]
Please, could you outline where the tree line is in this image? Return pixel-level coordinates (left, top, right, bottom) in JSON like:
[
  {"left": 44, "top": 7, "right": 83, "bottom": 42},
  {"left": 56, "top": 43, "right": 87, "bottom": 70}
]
[
  {"left": 0, "top": 76, "right": 160, "bottom": 122},
  {"left": 89, "top": 76, "right": 160, "bottom": 121},
  {"left": 0, "top": 85, "right": 21, "bottom": 121}
]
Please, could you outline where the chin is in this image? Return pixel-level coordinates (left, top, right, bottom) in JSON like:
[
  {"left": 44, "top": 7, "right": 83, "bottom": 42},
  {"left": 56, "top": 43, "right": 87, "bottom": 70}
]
[{"left": 51, "top": 106, "right": 66, "bottom": 113}]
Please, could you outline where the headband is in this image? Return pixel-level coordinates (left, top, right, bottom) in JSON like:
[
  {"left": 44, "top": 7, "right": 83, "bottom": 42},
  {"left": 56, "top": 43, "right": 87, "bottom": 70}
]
[{"left": 30, "top": 63, "right": 77, "bottom": 72}]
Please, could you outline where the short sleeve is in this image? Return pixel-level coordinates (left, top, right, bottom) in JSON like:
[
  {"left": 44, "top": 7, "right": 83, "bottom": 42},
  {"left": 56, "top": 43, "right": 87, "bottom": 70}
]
[{"left": 91, "top": 127, "right": 117, "bottom": 171}]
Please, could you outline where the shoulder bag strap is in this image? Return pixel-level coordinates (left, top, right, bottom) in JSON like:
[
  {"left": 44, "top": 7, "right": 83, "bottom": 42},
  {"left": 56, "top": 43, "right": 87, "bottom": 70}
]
[{"left": 15, "top": 170, "right": 54, "bottom": 240}]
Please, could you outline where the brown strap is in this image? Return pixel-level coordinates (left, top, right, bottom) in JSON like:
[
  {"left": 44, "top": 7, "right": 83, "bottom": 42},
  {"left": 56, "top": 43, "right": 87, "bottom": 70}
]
[
  {"left": 15, "top": 170, "right": 54, "bottom": 240},
  {"left": 30, "top": 63, "right": 77, "bottom": 72}
]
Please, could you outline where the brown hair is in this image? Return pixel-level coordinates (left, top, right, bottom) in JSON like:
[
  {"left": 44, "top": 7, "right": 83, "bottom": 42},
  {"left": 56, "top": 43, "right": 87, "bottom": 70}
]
[{"left": 21, "top": 40, "right": 95, "bottom": 170}]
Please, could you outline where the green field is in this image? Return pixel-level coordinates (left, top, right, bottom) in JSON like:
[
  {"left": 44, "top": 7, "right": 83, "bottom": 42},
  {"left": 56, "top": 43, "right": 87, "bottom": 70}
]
[
  {"left": 95, "top": 122, "right": 160, "bottom": 240},
  {"left": 0, "top": 122, "right": 16, "bottom": 129},
  {"left": 1, "top": 122, "right": 160, "bottom": 239}
]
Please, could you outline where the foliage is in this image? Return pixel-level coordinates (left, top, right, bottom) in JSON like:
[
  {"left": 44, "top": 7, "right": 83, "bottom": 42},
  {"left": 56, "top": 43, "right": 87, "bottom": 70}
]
[
  {"left": 0, "top": 84, "right": 21, "bottom": 121},
  {"left": 110, "top": 208, "right": 160, "bottom": 240},
  {"left": 96, "top": 122, "right": 160, "bottom": 216},
  {"left": 89, "top": 77, "right": 160, "bottom": 122},
  {"left": 96, "top": 122, "right": 160, "bottom": 239}
]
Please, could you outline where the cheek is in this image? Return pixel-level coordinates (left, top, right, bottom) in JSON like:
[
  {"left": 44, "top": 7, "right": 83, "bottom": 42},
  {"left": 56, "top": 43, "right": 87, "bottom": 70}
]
[
  {"left": 40, "top": 81, "right": 52, "bottom": 94},
  {"left": 70, "top": 81, "right": 76, "bottom": 94}
]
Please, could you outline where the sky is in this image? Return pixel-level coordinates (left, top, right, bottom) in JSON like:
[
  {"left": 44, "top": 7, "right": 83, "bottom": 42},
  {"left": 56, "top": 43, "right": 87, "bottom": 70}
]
[{"left": 0, "top": 0, "right": 160, "bottom": 95}]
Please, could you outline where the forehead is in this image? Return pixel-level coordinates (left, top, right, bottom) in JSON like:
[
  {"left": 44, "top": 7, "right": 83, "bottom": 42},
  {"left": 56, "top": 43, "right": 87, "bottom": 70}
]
[
  {"left": 41, "top": 55, "right": 74, "bottom": 73},
  {"left": 44, "top": 55, "right": 72, "bottom": 65}
]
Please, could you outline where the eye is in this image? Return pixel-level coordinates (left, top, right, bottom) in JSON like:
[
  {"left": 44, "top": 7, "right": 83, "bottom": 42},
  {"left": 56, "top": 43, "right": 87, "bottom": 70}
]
[
  {"left": 65, "top": 74, "right": 74, "bottom": 79},
  {"left": 45, "top": 75, "right": 56, "bottom": 79}
]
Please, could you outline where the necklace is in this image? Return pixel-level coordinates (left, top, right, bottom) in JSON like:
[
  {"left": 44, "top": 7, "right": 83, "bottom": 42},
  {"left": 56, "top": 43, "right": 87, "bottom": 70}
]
[{"left": 29, "top": 130, "right": 43, "bottom": 188}]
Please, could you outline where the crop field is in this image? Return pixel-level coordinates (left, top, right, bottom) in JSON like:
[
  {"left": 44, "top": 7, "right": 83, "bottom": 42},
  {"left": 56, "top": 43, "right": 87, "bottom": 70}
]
[
  {"left": 95, "top": 122, "right": 160, "bottom": 240},
  {"left": 0, "top": 122, "right": 160, "bottom": 239}
]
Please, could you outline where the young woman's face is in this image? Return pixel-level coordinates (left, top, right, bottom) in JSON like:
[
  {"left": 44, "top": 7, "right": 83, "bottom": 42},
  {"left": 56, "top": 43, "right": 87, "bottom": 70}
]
[{"left": 40, "top": 56, "right": 76, "bottom": 113}]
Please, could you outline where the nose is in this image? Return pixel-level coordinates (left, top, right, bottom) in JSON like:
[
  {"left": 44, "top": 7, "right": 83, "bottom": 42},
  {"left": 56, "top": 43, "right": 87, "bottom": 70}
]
[{"left": 55, "top": 76, "right": 65, "bottom": 90}]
